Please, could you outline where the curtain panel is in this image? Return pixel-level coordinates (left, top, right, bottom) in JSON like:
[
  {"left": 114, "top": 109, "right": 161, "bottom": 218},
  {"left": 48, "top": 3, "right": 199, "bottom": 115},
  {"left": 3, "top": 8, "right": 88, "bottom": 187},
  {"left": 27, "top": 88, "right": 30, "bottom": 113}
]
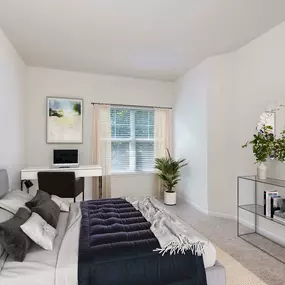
[
  {"left": 92, "top": 104, "right": 112, "bottom": 199},
  {"left": 154, "top": 108, "right": 172, "bottom": 198}
]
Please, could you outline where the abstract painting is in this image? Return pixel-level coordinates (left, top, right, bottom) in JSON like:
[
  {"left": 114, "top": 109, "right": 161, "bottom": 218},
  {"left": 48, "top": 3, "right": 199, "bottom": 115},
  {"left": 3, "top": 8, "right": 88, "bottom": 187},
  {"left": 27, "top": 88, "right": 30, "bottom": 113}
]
[{"left": 47, "top": 97, "right": 83, "bottom": 143}]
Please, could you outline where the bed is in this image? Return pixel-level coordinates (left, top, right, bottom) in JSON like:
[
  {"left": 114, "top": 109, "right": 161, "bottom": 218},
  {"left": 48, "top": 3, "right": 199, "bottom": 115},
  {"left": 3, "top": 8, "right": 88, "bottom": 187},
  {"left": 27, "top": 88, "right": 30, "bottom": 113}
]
[{"left": 0, "top": 169, "right": 226, "bottom": 285}]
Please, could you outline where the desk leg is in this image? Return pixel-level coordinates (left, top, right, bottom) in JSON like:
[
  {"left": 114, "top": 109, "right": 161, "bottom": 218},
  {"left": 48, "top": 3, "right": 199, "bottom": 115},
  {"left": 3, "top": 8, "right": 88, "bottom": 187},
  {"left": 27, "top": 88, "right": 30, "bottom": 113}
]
[{"left": 99, "top": 176, "right": 102, "bottom": 199}]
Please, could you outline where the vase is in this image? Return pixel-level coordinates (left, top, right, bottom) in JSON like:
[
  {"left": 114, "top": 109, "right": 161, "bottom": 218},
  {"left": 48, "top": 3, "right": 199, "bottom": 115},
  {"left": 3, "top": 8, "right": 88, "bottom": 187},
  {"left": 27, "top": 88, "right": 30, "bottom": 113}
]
[
  {"left": 257, "top": 162, "right": 267, "bottom": 180},
  {"left": 164, "top": 191, "right": 176, "bottom": 205}
]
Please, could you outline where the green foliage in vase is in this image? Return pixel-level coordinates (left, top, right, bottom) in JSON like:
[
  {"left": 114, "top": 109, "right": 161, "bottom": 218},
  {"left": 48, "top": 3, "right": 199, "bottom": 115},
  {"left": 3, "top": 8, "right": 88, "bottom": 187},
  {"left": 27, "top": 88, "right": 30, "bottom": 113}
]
[
  {"left": 273, "top": 130, "right": 285, "bottom": 162},
  {"left": 243, "top": 125, "right": 285, "bottom": 163},
  {"left": 155, "top": 149, "right": 188, "bottom": 193},
  {"left": 242, "top": 125, "right": 275, "bottom": 163}
]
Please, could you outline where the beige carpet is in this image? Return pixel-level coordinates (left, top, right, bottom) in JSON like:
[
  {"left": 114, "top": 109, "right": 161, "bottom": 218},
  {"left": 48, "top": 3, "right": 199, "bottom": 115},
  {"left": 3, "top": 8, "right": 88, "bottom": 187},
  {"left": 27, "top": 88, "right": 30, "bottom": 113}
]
[{"left": 215, "top": 245, "right": 267, "bottom": 285}]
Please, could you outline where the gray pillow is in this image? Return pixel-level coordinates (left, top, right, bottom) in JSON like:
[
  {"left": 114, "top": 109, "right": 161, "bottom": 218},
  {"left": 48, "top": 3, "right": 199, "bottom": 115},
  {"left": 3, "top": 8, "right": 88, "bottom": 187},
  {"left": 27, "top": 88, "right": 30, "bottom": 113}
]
[
  {"left": 0, "top": 208, "right": 13, "bottom": 266},
  {"left": 26, "top": 190, "right": 50, "bottom": 209},
  {"left": 0, "top": 208, "right": 31, "bottom": 262},
  {"left": 31, "top": 199, "right": 60, "bottom": 228}
]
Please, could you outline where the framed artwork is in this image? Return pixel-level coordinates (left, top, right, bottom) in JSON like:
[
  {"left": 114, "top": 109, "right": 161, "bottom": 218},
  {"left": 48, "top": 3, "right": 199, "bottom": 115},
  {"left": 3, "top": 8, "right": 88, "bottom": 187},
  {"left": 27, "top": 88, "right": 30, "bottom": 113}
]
[{"left": 47, "top": 97, "right": 83, "bottom": 143}]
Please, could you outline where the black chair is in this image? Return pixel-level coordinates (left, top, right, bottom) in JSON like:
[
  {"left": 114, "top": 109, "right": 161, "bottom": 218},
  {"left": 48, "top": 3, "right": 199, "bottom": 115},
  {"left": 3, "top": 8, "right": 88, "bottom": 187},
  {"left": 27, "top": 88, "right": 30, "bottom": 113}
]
[{"left": 38, "top": 171, "right": 84, "bottom": 202}]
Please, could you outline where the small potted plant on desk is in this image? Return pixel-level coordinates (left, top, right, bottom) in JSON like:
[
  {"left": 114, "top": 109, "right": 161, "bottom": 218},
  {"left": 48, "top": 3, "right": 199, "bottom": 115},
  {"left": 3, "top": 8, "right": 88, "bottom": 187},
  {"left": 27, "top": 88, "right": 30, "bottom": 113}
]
[{"left": 155, "top": 149, "right": 188, "bottom": 205}]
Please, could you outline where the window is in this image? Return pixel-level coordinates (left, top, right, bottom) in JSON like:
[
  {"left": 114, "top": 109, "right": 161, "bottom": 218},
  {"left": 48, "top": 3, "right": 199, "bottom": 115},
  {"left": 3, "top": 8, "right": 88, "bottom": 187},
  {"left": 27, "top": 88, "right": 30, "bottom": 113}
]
[{"left": 111, "top": 107, "right": 154, "bottom": 173}]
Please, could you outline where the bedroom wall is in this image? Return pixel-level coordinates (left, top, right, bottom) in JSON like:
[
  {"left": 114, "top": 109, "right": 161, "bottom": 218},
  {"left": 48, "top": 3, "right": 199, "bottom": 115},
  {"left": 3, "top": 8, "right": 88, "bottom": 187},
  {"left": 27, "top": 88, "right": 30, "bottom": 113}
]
[
  {"left": 25, "top": 67, "right": 174, "bottom": 199},
  {"left": 235, "top": 21, "right": 285, "bottom": 180},
  {"left": 173, "top": 60, "right": 209, "bottom": 212},
  {"left": 233, "top": 21, "right": 285, "bottom": 243},
  {"left": 174, "top": 21, "right": 285, "bottom": 222},
  {"left": 173, "top": 53, "right": 236, "bottom": 214},
  {"left": 208, "top": 21, "right": 285, "bottom": 220},
  {"left": 0, "top": 28, "right": 26, "bottom": 189},
  {"left": 206, "top": 53, "right": 236, "bottom": 218}
]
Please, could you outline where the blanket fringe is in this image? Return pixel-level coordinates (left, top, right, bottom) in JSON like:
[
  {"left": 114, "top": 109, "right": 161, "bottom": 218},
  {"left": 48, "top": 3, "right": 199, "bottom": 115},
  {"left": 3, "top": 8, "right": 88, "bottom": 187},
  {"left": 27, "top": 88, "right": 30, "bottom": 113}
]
[
  {"left": 153, "top": 234, "right": 205, "bottom": 256},
  {"left": 126, "top": 197, "right": 205, "bottom": 257}
]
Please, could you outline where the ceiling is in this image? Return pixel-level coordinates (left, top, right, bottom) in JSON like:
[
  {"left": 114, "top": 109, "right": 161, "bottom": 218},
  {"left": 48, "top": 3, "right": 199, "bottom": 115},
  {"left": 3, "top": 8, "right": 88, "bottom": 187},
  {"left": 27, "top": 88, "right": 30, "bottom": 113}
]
[{"left": 0, "top": 0, "right": 285, "bottom": 81}]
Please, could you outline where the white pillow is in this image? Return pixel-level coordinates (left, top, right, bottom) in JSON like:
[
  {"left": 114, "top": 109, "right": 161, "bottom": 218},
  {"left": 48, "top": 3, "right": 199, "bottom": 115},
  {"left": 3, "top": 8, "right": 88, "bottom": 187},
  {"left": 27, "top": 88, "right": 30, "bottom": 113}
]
[
  {"left": 20, "top": 213, "right": 57, "bottom": 251},
  {"left": 0, "top": 190, "right": 32, "bottom": 214},
  {"left": 51, "top": 195, "right": 70, "bottom": 212}
]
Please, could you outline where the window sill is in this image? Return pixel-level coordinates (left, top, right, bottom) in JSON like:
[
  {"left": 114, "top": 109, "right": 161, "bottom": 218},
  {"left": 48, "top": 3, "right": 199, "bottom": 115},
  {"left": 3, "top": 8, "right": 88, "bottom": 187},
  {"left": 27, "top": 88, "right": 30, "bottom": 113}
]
[{"left": 111, "top": 171, "right": 156, "bottom": 176}]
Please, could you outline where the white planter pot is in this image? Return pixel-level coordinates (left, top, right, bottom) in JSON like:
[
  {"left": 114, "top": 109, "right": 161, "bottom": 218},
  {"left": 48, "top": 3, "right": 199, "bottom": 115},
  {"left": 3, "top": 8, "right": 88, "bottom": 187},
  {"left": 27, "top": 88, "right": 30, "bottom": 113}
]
[
  {"left": 257, "top": 162, "right": 267, "bottom": 180},
  {"left": 164, "top": 191, "right": 176, "bottom": 205}
]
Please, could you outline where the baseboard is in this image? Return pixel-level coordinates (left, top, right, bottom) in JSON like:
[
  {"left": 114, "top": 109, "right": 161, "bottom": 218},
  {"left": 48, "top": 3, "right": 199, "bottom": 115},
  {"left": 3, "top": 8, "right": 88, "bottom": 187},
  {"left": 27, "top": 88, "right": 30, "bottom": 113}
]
[
  {"left": 257, "top": 226, "right": 285, "bottom": 246},
  {"left": 239, "top": 217, "right": 285, "bottom": 246},
  {"left": 207, "top": 210, "right": 236, "bottom": 221},
  {"left": 239, "top": 217, "right": 254, "bottom": 228},
  {"left": 177, "top": 194, "right": 209, "bottom": 215},
  {"left": 177, "top": 193, "right": 236, "bottom": 219}
]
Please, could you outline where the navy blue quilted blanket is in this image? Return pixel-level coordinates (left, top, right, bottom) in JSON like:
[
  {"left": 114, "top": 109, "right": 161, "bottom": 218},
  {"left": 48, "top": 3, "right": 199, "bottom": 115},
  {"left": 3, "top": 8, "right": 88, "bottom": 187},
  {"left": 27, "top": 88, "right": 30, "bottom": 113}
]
[{"left": 78, "top": 198, "right": 207, "bottom": 285}]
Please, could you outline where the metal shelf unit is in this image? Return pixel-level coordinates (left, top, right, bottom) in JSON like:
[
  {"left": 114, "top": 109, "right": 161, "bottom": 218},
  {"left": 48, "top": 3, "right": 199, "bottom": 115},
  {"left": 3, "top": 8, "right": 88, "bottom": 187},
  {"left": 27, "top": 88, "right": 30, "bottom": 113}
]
[{"left": 237, "top": 175, "right": 285, "bottom": 264}]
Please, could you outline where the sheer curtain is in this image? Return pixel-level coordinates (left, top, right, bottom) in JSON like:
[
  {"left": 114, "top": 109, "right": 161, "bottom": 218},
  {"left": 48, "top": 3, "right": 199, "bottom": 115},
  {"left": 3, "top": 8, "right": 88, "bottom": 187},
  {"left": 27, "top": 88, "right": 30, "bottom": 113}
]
[
  {"left": 92, "top": 104, "right": 112, "bottom": 199},
  {"left": 154, "top": 108, "right": 172, "bottom": 197}
]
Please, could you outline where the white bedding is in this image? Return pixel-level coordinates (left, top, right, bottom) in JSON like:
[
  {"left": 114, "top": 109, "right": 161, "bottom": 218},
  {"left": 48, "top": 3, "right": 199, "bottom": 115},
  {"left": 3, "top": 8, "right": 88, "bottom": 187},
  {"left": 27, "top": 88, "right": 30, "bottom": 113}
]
[
  {"left": 0, "top": 199, "right": 217, "bottom": 285},
  {"left": 0, "top": 212, "right": 70, "bottom": 285}
]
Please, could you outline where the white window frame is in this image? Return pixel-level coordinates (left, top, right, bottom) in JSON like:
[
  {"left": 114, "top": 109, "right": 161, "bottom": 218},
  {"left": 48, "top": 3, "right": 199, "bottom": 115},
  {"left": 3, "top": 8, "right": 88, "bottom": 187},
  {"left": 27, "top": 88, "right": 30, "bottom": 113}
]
[{"left": 111, "top": 107, "right": 154, "bottom": 174}]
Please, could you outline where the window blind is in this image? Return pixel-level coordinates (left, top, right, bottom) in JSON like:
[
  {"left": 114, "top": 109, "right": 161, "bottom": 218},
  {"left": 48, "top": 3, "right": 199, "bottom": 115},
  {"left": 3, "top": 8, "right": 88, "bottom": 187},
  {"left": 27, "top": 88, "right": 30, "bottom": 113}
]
[{"left": 111, "top": 107, "right": 155, "bottom": 173}]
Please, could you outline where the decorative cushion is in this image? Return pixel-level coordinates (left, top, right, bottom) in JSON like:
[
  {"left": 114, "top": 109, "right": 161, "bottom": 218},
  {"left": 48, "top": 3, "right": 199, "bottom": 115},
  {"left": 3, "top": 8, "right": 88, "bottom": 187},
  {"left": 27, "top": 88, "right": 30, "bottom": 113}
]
[
  {"left": 0, "top": 190, "right": 32, "bottom": 214},
  {"left": 51, "top": 195, "right": 70, "bottom": 212},
  {"left": 21, "top": 212, "right": 57, "bottom": 251},
  {"left": 0, "top": 208, "right": 13, "bottom": 266},
  {"left": 31, "top": 199, "right": 60, "bottom": 228},
  {"left": 0, "top": 208, "right": 31, "bottom": 262},
  {"left": 26, "top": 190, "right": 50, "bottom": 209}
]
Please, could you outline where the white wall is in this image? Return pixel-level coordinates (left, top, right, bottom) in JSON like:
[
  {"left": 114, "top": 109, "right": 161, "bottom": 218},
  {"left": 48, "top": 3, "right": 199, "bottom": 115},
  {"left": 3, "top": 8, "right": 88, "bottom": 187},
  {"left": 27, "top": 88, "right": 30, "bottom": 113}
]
[
  {"left": 173, "top": 61, "right": 209, "bottom": 212},
  {"left": 206, "top": 54, "right": 237, "bottom": 217},
  {"left": 174, "top": 21, "right": 285, "bottom": 222},
  {"left": 235, "top": 22, "right": 285, "bottom": 180},
  {"left": 26, "top": 67, "right": 174, "bottom": 199},
  {"left": 234, "top": 22, "right": 285, "bottom": 242},
  {"left": 173, "top": 53, "right": 236, "bottom": 214},
  {"left": 0, "top": 28, "right": 26, "bottom": 189}
]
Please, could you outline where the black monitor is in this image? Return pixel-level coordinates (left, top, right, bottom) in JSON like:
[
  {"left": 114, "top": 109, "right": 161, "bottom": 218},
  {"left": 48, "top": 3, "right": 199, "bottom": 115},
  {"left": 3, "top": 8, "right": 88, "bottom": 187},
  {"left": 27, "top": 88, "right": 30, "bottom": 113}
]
[{"left": 53, "top": 149, "right": 79, "bottom": 167}]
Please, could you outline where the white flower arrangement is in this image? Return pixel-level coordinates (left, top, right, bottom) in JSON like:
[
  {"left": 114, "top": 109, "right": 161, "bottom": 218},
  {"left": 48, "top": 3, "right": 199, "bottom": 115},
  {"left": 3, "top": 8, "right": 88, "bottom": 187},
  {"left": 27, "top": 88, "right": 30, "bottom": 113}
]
[
  {"left": 243, "top": 103, "right": 285, "bottom": 163},
  {"left": 257, "top": 104, "right": 285, "bottom": 133}
]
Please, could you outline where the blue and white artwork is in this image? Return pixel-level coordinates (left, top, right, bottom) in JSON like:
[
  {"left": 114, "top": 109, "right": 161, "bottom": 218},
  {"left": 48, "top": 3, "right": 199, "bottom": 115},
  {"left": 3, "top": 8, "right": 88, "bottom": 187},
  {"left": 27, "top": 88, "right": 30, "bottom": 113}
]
[{"left": 47, "top": 97, "right": 83, "bottom": 143}]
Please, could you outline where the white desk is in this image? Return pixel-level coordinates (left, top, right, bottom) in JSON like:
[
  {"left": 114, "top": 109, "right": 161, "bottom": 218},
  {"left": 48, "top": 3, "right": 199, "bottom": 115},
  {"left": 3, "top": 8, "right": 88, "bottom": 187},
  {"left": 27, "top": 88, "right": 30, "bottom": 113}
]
[{"left": 21, "top": 165, "right": 103, "bottom": 198}]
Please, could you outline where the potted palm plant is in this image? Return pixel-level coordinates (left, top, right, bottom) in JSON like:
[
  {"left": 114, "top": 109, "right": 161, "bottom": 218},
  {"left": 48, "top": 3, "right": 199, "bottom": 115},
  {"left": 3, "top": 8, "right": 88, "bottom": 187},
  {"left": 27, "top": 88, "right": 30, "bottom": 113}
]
[{"left": 155, "top": 149, "right": 188, "bottom": 205}]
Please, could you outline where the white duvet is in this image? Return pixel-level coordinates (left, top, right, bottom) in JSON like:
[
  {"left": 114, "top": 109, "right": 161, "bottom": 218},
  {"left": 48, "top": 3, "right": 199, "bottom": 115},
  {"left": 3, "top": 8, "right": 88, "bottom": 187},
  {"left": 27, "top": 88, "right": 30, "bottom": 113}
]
[{"left": 0, "top": 199, "right": 216, "bottom": 285}]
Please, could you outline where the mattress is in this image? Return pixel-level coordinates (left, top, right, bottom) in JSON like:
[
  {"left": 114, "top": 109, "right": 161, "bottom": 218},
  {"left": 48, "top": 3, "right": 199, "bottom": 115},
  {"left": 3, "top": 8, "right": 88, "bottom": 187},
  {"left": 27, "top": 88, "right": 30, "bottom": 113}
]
[{"left": 0, "top": 201, "right": 223, "bottom": 285}]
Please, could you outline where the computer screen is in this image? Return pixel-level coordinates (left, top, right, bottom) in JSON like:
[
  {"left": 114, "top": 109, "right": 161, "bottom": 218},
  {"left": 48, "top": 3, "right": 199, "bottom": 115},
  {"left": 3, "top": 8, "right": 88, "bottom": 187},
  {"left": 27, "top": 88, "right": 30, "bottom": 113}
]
[{"left": 53, "top": 149, "right": 78, "bottom": 164}]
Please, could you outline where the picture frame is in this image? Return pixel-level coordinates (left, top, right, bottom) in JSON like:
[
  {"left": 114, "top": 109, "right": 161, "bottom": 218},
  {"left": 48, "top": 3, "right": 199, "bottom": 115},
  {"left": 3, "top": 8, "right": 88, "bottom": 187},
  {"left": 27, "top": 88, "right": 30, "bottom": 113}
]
[{"left": 46, "top": 97, "right": 83, "bottom": 144}]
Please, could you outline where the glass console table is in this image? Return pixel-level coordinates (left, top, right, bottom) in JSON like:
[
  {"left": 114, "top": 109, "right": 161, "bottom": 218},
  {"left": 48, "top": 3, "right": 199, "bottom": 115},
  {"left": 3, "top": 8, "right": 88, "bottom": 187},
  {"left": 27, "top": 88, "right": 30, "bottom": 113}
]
[{"left": 237, "top": 175, "right": 285, "bottom": 264}]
